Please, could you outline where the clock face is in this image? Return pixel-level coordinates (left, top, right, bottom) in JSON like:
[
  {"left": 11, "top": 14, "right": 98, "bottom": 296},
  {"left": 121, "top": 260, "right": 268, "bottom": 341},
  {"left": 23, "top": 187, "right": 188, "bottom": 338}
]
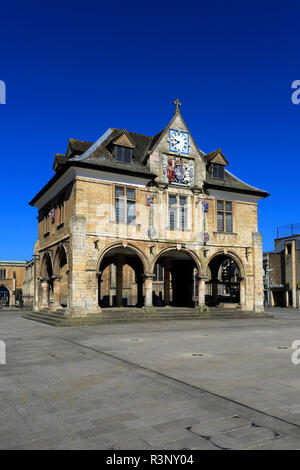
[{"left": 169, "top": 129, "right": 189, "bottom": 154}]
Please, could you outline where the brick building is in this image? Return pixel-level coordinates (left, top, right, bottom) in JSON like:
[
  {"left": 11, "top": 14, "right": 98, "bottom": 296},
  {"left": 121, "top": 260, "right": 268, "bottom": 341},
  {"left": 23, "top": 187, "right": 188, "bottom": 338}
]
[
  {"left": 26, "top": 102, "right": 269, "bottom": 324},
  {"left": 0, "top": 261, "right": 26, "bottom": 307}
]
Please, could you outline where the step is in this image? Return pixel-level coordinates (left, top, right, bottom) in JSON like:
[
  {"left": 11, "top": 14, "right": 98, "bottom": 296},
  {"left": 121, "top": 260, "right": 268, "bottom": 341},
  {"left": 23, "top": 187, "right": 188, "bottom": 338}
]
[{"left": 23, "top": 309, "right": 270, "bottom": 327}]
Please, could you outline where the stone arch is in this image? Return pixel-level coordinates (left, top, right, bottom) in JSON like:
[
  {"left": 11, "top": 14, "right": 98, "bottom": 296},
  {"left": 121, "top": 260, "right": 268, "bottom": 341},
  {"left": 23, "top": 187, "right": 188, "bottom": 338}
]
[
  {"left": 205, "top": 250, "right": 245, "bottom": 278},
  {"left": 205, "top": 250, "right": 246, "bottom": 307},
  {"left": 53, "top": 244, "right": 68, "bottom": 276},
  {"left": 97, "top": 242, "right": 150, "bottom": 274},
  {"left": 97, "top": 243, "right": 148, "bottom": 308},
  {"left": 0, "top": 284, "right": 11, "bottom": 307},
  {"left": 39, "top": 252, "right": 53, "bottom": 309},
  {"left": 40, "top": 251, "right": 53, "bottom": 279},
  {"left": 152, "top": 246, "right": 203, "bottom": 275},
  {"left": 53, "top": 244, "right": 69, "bottom": 308},
  {"left": 152, "top": 247, "right": 202, "bottom": 307}
]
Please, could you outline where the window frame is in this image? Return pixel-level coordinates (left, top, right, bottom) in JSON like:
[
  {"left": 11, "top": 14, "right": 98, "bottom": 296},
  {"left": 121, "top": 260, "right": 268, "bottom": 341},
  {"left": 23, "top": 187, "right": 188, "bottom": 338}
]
[
  {"left": 168, "top": 194, "right": 189, "bottom": 231},
  {"left": 57, "top": 201, "right": 65, "bottom": 228},
  {"left": 115, "top": 185, "right": 136, "bottom": 224},
  {"left": 114, "top": 145, "right": 132, "bottom": 164},
  {"left": 216, "top": 199, "right": 233, "bottom": 233},
  {"left": 211, "top": 163, "right": 225, "bottom": 180},
  {"left": 44, "top": 212, "right": 50, "bottom": 235},
  {"left": 0, "top": 269, "right": 6, "bottom": 280}
]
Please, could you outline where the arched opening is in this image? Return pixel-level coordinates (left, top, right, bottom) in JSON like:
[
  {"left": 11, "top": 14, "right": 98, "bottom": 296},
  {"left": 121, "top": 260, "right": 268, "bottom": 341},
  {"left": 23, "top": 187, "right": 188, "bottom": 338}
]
[
  {"left": 40, "top": 252, "right": 53, "bottom": 308},
  {"left": 206, "top": 253, "right": 243, "bottom": 307},
  {"left": 0, "top": 286, "right": 10, "bottom": 307},
  {"left": 153, "top": 249, "right": 200, "bottom": 307},
  {"left": 53, "top": 245, "right": 68, "bottom": 308},
  {"left": 98, "top": 246, "right": 145, "bottom": 308}
]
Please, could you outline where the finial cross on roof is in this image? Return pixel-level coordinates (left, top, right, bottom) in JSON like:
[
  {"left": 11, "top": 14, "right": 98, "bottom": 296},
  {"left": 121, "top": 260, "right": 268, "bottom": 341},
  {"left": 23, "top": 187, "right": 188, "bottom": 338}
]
[{"left": 173, "top": 99, "right": 182, "bottom": 114}]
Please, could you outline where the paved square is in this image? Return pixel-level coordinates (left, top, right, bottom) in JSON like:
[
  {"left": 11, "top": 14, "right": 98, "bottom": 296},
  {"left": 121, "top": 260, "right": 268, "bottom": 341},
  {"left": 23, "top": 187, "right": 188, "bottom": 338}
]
[{"left": 1, "top": 308, "right": 300, "bottom": 449}]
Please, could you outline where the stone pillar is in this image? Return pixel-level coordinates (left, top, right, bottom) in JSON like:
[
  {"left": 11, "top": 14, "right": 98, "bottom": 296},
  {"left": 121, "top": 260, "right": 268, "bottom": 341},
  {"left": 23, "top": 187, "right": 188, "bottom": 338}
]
[
  {"left": 52, "top": 276, "right": 61, "bottom": 309},
  {"left": 11, "top": 277, "right": 16, "bottom": 307},
  {"left": 292, "top": 240, "right": 297, "bottom": 308},
  {"left": 40, "top": 279, "right": 49, "bottom": 308},
  {"left": 110, "top": 264, "right": 117, "bottom": 306},
  {"left": 252, "top": 232, "right": 264, "bottom": 312},
  {"left": 270, "top": 290, "right": 275, "bottom": 307},
  {"left": 286, "top": 290, "right": 290, "bottom": 307},
  {"left": 239, "top": 277, "right": 246, "bottom": 309},
  {"left": 212, "top": 276, "right": 218, "bottom": 306},
  {"left": 137, "top": 274, "right": 143, "bottom": 307},
  {"left": 163, "top": 260, "right": 171, "bottom": 306},
  {"left": 69, "top": 216, "right": 102, "bottom": 315},
  {"left": 33, "top": 247, "right": 40, "bottom": 312},
  {"left": 197, "top": 276, "right": 207, "bottom": 307},
  {"left": 144, "top": 274, "right": 153, "bottom": 308},
  {"left": 115, "top": 256, "right": 125, "bottom": 307}
]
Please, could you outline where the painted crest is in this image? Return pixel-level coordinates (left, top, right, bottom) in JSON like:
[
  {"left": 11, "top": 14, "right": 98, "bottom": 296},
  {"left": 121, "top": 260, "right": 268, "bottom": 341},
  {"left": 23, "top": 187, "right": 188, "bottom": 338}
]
[
  {"left": 202, "top": 200, "right": 209, "bottom": 213},
  {"left": 201, "top": 231, "right": 210, "bottom": 242},
  {"left": 147, "top": 226, "right": 157, "bottom": 240},
  {"left": 162, "top": 155, "right": 194, "bottom": 186}
]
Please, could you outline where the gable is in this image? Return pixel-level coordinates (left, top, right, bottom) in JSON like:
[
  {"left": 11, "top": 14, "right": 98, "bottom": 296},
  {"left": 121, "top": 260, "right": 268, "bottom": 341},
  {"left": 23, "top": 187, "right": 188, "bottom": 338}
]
[
  {"left": 146, "top": 110, "right": 206, "bottom": 189},
  {"left": 113, "top": 132, "right": 136, "bottom": 149},
  {"left": 206, "top": 149, "right": 229, "bottom": 166},
  {"left": 210, "top": 153, "right": 228, "bottom": 166}
]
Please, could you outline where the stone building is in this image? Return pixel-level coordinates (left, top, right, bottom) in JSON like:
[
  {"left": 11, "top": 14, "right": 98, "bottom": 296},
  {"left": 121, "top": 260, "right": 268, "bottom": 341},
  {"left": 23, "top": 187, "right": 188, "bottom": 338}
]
[
  {"left": 264, "top": 233, "right": 300, "bottom": 307},
  {"left": 26, "top": 102, "right": 269, "bottom": 324},
  {"left": 0, "top": 261, "right": 26, "bottom": 307},
  {"left": 22, "top": 259, "right": 35, "bottom": 308}
]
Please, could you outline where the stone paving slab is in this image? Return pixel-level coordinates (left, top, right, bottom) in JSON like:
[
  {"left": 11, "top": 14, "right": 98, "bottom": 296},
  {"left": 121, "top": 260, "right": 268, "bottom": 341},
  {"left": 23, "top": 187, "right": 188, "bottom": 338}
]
[{"left": 1, "top": 308, "right": 300, "bottom": 449}]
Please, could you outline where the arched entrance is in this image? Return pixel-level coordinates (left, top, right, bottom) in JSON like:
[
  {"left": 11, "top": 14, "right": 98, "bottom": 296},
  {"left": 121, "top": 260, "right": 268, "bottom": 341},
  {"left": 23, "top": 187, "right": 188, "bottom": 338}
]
[
  {"left": 153, "top": 248, "right": 201, "bottom": 307},
  {"left": 39, "top": 252, "right": 53, "bottom": 308},
  {"left": 206, "top": 252, "right": 243, "bottom": 307},
  {"left": 98, "top": 245, "right": 146, "bottom": 308},
  {"left": 53, "top": 245, "right": 69, "bottom": 308},
  {"left": 0, "top": 285, "right": 10, "bottom": 307}
]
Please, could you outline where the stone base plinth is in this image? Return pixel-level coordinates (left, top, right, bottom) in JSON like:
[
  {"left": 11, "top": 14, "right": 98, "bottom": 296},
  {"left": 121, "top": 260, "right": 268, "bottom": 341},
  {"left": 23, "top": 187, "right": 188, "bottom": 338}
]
[{"left": 23, "top": 306, "right": 272, "bottom": 327}]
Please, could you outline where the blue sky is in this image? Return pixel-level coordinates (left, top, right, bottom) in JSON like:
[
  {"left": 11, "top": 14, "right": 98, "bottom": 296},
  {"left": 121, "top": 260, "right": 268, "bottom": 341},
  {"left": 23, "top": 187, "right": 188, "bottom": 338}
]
[{"left": 1, "top": 0, "right": 299, "bottom": 259}]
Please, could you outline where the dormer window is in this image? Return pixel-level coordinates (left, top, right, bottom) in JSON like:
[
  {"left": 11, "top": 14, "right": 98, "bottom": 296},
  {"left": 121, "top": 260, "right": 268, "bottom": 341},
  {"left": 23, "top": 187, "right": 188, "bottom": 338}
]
[
  {"left": 115, "top": 145, "right": 132, "bottom": 164},
  {"left": 211, "top": 163, "right": 225, "bottom": 179}
]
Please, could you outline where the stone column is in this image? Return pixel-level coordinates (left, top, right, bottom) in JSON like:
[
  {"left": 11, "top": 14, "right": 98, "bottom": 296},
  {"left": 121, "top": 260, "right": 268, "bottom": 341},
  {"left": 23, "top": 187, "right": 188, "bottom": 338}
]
[
  {"left": 212, "top": 276, "right": 218, "bottom": 306},
  {"left": 69, "top": 216, "right": 89, "bottom": 315},
  {"left": 11, "top": 276, "right": 16, "bottom": 307},
  {"left": 252, "top": 232, "right": 264, "bottom": 312},
  {"left": 33, "top": 249, "right": 39, "bottom": 312},
  {"left": 52, "top": 276, "right": 61, "bottom": 309},
  {"left": 197, "top": 276, "right": 207, "bottom": 307},
  {"left": 239, "top": 277, "right": 246, "bottom": 309},
  {"left": 137, "top": 274, "right": 143, "bottom": 307},
  {"left": 97, "top": 272, "right": 102, "bottom": 307},
  {"left": 116, "top": 257, "right": 124, "bottom": 307},
  {"left": 163, "top": 260, "right": 171, "bottom": 306},
  {"left": 109, "top": 264, "right": 116, "bottom": 306},
  {"left": 144, "top": 274, "right": 153, "bottom": 308},
  {"left": 286, "top": 290, "right": 290, "bottom": 307},
  {"left": 40, "top": 279, "right": 49, "bottom": 308},
  {"left": 292, "top": 240, "right": 297, "bottom": 308},
  {"left": 270, "top": 290, "right": 275, "bottom": 307}
]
